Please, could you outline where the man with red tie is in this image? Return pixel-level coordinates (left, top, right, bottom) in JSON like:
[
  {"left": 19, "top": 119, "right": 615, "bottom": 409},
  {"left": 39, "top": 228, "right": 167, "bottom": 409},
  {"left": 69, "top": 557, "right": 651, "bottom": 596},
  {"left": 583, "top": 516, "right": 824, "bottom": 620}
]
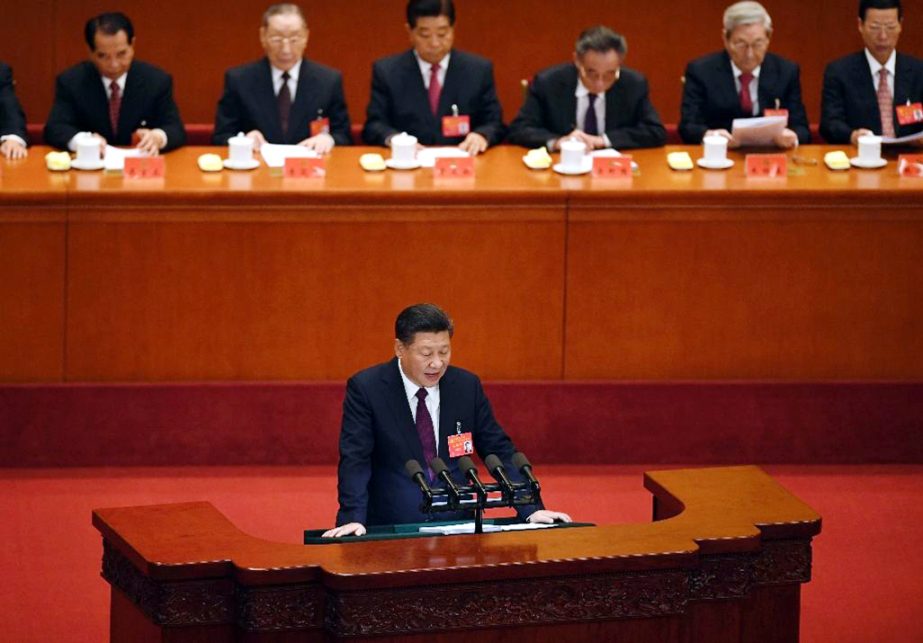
[
  {"left": 323, "top": 303, "right": 571, "bottom": 538},
  {"left": 508, "top": 25, "right": 666, "bottom": 151},
  {"left": 678, "top": 1, "right": 809, "bottom": 148},
  {"left": 44, "top": 12, "right": 185, "bottom": 155},
  {"left": 361, "top": 0, "right": 505, "bottom": 155},
  {"left": 821, "top": 0, "right": 923, "bottom": 145}
]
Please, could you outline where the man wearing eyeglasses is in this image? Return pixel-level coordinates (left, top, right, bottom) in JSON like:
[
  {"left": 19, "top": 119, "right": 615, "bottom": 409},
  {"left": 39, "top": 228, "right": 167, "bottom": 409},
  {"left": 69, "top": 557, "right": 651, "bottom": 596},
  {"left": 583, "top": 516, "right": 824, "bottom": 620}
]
[
  {"left": 213, "top": 3, "right": 351, "bottom": 153},
  {"left": 508, "top": 25, "right": 666, "bottom": 151},
  {"left": 821, "top": 0, "right": 923, "bottom": 145},
  {"left": 679, "top": 1, "right": 809, "bottom": 148}
]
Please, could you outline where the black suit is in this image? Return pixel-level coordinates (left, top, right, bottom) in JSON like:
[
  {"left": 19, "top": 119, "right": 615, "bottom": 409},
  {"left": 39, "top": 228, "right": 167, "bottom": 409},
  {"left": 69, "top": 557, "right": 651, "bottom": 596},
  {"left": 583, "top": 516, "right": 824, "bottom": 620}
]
[
  {"left": 679, "top": 51, "right": 811, "bottom": 144},
  {"left": 821, "top": 51, "right": 923, "bottom": 144},
  {"left": 335, "top": 358, "right": 538, "bottom": 527},
  {"left": 362, "top": 49, "right": 505, "bottom": 146},
  {"left": 508, "top": 62, "right": 666, "bottom": 149},
  {"left": 0, "top": 62, "right": 27, "bottom": 142},
  {"left": 43, "top": 60, "right": 185, "bottom": 151},
  {"left": 213, "top": 58, "right": 351, "bottom": 146}
]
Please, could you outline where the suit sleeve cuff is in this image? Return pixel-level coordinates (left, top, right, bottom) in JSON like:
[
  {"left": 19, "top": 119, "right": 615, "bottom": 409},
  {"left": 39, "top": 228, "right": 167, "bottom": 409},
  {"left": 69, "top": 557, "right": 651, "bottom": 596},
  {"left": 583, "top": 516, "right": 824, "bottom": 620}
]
[{"left": 0, "top": 134, "right": 26, "bottom": 147}]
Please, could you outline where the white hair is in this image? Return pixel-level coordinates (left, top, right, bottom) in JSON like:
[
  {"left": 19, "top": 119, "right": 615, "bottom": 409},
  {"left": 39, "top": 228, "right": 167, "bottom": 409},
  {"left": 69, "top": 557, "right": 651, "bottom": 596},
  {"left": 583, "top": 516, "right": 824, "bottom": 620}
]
[{"left": 723, "top": 1, "right": 773, "bottom": 36}]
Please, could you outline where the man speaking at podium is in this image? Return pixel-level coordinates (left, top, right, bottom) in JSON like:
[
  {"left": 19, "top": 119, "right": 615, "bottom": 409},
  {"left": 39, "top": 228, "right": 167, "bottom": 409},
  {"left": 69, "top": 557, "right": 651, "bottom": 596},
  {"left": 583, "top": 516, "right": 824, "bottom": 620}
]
[{"left": 323, "top": 304, "right": 571, "bottom": 538}]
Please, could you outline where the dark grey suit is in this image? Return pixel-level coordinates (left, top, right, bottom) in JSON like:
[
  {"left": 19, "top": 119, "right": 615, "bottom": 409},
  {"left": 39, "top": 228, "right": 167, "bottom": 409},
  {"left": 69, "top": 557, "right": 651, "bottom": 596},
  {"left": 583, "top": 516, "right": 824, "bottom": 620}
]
[
  {"left": 362, "top": 49, "right": 505, "bottom": 146},
  {"left": 821, "top": 51, "right": 923, "bottom": 144},
  {"left": 44, "top": 60, "right": 185, "bottom": 151},
  {"left": 0, "top": 62, "right": 27, "bottom": 142},
  {"left": 679, "top": 51, "right": 811, "bottom": 144},
  {"left": 335, "top": 358, "right": 538, "bottom": 527},
  {"left": 213, "top": 57, "right": 351, "bottom": 146}
]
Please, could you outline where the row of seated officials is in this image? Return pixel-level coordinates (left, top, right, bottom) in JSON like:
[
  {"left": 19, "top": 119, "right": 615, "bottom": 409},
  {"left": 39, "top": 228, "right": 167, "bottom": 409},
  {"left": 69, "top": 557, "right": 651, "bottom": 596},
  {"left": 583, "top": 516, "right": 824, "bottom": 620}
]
[{"left": 1, "top": 0, "right": 922, "bottom": 162}]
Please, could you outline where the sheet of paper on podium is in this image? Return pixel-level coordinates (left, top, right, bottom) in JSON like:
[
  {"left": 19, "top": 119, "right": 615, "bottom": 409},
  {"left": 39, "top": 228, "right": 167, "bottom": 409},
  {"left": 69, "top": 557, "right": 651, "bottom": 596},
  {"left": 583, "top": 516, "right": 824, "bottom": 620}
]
[
  {"left": 418, "top": 521, "right": 556, "bottom": 535},
  {"left": 731, "top": 115, "right": 787, "bottom": 146},
  {"left": 882, "top": 130, "right": 923, "bottom": 145}
]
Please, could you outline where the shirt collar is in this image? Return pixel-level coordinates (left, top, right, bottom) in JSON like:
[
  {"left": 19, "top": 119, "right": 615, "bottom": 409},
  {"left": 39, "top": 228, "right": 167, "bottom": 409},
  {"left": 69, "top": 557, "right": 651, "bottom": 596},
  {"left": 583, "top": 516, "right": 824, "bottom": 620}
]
[
  {"left": 398, "top": 359, "right": 440, "bottom": 401},
  {"left": 575, "top": 78, "right": 605, "bottom": 99},
  {"left": 101, "top": 72, "right": 127, "bottom": 93},
  {"left": 413, "top": 51, "right": 451, "bottom": 77},
  {"left": 271, "top": 60, "right": 301, "bottom": 84},
  {"left": 730, "top": 61, "right": 761, "bottom": 80},
  {"left": 865, "top": 48, "right": 896, "bottom": 76}
]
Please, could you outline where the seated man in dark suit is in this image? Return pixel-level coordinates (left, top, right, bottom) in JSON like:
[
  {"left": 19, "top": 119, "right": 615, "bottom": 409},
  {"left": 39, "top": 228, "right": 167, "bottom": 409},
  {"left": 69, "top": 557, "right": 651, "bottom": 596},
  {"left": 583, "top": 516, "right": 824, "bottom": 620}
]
[
  {"left": 0, "top": 61, "right": 28, "bottom": 160},
  {"left": 821, "top": 0, "right": 923, "bottom": 145},
  {"left": 679, "top": 1, "right": 809, "bottom": 147},
  {"left": 508, "top": 25, "right": 666, "bottom": 151},
  {"left": 44, "top": 12, "right": 185, "bottom": 154},
  {"left": 213, "top": 3, "right": 351, "bottom": 153},
  {"left": 323, "top": 303, "right": 571, "bottom": 538},
  {"left": 361, "top": 0, "right": 504, "bottom": 155}
]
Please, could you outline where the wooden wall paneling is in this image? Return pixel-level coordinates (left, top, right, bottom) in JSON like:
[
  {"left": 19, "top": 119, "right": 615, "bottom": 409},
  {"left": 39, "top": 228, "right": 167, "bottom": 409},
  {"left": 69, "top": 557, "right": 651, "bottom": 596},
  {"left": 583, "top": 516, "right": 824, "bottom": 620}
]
[
  {"left": 64, "top": 208, "right": 566, "bottom": 381},
  {"left": 564, "top": 211, "right": 923, "bottom": 379}
]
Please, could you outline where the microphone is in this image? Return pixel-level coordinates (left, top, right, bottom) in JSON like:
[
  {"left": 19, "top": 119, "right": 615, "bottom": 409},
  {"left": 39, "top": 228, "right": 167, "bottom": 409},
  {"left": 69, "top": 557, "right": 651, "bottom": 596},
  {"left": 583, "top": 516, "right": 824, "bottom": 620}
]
[
  {"left": 512, "top": 452, "right": 541, "bottom": 494},
  {"left": 457, "top": 455, "right": 488, "bottom": 498},
  {"left": 430, "top": 457, "right": 462, "bottom": 507},
  {"left": 405, "top": 459, "right": 433, "bottom": 504},
  {"left": 484, "top": 454, "right": 515, "bottom": 498}
]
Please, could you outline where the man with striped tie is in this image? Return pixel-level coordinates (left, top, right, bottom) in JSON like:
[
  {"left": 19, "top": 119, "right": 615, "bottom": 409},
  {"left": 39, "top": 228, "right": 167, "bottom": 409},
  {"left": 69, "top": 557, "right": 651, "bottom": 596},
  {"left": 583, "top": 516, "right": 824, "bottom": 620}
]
[{"left": 821, "top": 0, "right": 923, "bottom": 145}]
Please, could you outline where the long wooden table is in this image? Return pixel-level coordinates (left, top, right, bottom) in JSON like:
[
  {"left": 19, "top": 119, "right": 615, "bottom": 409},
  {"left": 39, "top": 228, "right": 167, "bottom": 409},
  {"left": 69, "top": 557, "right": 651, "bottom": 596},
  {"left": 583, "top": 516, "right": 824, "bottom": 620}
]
[
  {"left": 2, "top": 145, "right": 921, "bottom": 382},
  {"left": 92, "top": 466, "right": 822, "bottom": 642}
]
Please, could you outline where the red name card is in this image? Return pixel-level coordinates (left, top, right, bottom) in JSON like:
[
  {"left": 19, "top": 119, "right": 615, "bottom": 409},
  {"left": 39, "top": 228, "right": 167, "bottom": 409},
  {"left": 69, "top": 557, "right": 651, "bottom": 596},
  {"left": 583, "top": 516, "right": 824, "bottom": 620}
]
[
  {"left": 896, "top": 103, "right": 923, "bottom": 126},
  {"left": 442, "top": 115, "right": 471, "bottom": 137},
  {"left": 763, "top": 108, "right": 789, "bottom": 119},
  {"left": 433, "top": 156, "right": 474, "bottom": 178},
  {"left": 284, "top": 157, "right": 325, "bottom": 178},
  {"left": 592, "top": 155, "right": 632, "bottom": 178},
  {"left": 310, "top": 117, "right": 330, "bottom": 137},
  {"left": 124, "top": 156, "right": 165, "bottom": 178},
  {"left": 898, "top": 154, "right": 923, "bottom": 177},
  {"left": 745, "top": 153, "right": 787, "bottom": 178}
]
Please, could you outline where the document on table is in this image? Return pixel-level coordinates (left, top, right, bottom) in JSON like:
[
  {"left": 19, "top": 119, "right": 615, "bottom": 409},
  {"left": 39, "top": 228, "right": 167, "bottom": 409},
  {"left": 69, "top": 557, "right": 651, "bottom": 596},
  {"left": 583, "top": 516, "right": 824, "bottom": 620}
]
[
  {"left": 418, "top": 522, "right": 556, "bottom": 535},
  {"left": 260, "top": 143, "right": 319, "bottom": 168},
  {"left": 882, "top": 130, "right": 923, "bottom": 145},
  {"left": 417, "top": 147, "right": 470, "bottom": 168},
  {"left": 731, "top": 115, "right": 787, "bottom": 146},
  {"left": 103, "top": 146, "right": 142, "bottom": 171}
]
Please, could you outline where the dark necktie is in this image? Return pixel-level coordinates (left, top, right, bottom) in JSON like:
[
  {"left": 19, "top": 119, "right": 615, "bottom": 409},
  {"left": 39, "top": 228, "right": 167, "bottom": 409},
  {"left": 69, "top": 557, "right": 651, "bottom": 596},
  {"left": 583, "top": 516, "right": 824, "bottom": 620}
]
[
  {"left": 584, "top": 93, "right": 599, "bottom": 135},
  {"left": 109, "top": 81, "right": 121, "bottom": 136},
  {"left": 739, "top": 72, "right": 754, "bottom": 115},
  {"left": 428, "top": 64, "right": 441, "bottom": 116},
  {"left": 415, "top": 388, "right": 437, "bottom": 477},
  {"left": 278, "top": 71, "right": 292, "bottom": 136}
]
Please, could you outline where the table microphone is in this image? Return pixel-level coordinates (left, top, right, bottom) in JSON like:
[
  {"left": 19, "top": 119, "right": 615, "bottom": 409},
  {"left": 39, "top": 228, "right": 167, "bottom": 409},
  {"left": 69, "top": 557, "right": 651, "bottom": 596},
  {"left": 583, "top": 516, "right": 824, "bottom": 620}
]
[
  {"left": 430, "top": 457, "right": 462, "bottom": 505},
  {"left": 457, "top": 456, "right": 488, "bottom": 497},
  {"left": 484, "top": 454, "right": 515, "bottom": 497},
  {"left": 405, "top": 459, "right": 433, "bottom": 503},
  {"left": 512, "top": 452, "right": 541, "bottom": 493}
]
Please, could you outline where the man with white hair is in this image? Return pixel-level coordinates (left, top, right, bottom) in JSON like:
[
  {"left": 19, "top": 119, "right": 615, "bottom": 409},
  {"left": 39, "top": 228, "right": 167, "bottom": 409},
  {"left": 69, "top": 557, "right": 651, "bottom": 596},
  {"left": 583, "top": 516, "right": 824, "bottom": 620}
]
[{"left": 678, "top": 1, "right": 809, "bottom": 147}]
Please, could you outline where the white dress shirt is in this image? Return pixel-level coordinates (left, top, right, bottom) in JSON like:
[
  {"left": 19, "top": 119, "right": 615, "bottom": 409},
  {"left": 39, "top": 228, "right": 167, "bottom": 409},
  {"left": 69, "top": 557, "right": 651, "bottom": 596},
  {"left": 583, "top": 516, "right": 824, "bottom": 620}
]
[
  {"left": 414, "top": 52, "right": 450, "bottom": 90},
  {"left": 398, "top": 359, "right": 441, "bottom": 445},
  {"left": 865, "top": 49, "right": 896, "bottom": 98},
  {"left": 271, "top": 61, "right": 301, "bottom": 101},
  {"left": 731, "top": 61, "right": 761, "bottom": 116}
]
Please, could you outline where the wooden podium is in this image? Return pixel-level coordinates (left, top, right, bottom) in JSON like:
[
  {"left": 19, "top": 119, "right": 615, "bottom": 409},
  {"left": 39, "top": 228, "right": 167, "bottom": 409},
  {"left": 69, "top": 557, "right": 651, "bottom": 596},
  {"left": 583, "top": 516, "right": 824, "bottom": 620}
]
[{"left": 93, "top": 466, "right": 821, "bottom": 642}]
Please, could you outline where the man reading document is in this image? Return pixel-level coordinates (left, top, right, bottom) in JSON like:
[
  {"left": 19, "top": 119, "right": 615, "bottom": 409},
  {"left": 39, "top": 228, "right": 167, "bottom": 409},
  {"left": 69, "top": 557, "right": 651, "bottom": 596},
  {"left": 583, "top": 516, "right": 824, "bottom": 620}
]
[{"left": 323, "top": 304, "right": 570, "bottom": 538}]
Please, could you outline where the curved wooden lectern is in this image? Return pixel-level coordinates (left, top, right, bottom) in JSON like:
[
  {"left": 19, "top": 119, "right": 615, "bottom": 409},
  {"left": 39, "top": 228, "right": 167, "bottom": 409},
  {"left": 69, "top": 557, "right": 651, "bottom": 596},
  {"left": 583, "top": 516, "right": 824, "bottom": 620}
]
[{"left": 93, "top": 465, "right": 821, "bottom": 642}]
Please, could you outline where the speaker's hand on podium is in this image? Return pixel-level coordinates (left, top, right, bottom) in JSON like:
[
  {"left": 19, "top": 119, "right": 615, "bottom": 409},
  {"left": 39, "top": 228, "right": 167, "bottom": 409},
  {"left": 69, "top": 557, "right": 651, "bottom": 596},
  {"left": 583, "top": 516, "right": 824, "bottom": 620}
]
[
  {"left": 526, "top": 509, "right": 572, "bottom": 524},
  {"left": 321, "top": 522, "right": 367, "bottom": 538}
]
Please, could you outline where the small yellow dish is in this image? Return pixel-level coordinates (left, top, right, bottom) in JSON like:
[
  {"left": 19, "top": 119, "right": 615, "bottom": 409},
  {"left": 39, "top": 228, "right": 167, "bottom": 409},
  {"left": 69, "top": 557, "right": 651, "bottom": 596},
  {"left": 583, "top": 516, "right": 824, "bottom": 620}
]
[
  {"left": 45, "top": 151, "right": 72, "bottom": 171},
  {"left": 824, "top": 151, "right": 850, "bottom": 171},
  {"left": 523, "top": 146, "right": 552, "bottom": 170},
  {"left": 197, "top": 153, "right": 224, "bottom": 172},
  {"left": 667, "top": 151, "right": 694, "bottom": 171},
  {"left": 360, "top": 153, "right": 387, "bottom": 171}
]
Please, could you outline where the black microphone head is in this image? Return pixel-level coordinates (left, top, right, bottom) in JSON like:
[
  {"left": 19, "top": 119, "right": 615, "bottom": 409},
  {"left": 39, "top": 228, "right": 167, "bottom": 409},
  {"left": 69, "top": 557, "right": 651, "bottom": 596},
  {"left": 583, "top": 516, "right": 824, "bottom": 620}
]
[
  {"left": 512, "top": 452, "right": 531, "bottom": 471},
  {"left": 484, "top": 454, "right": 503, "bottom": 474},
  {"left": 405, "top": 459, "right": 424, "bottom": 478},
  {"left": 430, "top": 457, "right": 449, "bottom": 476},
  {"left": 457, "top": 455, "right": 477, "bottom": 474}
]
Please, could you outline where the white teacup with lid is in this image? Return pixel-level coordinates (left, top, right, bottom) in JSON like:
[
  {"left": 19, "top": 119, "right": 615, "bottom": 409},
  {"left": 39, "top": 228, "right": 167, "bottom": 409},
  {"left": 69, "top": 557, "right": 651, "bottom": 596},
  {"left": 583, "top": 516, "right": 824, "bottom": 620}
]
[
  {"left": 228, "top": 132, "right": 254, "bottom": 166},
  {"left": 559, "top": 138, "right": 588, "bottom": 170},
  {"left": 857, "top": 134, "right": 883, "bottom": 165},
  {"left": 74, "top": 132, "right": 102, "bottom": 166},
  {"left": 390, "top": 132, "right": 418, "bottom": 165},
  {"left": 702, "top": 134, "right": 729, "bottom": 165}
]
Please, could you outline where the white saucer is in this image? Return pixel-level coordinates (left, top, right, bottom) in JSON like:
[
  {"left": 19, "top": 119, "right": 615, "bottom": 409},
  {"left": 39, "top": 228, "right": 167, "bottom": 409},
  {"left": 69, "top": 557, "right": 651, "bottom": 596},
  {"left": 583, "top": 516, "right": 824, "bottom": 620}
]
[
  {"left": 696, "top": 158, "right": 735, "bottom": 170},
  {"left": 223, "top": 158, "right": 260, "bottom": 171},
  {"left": 552, "top": 160, "right": 592, "bottom": 175},
  {"left": 70, "top": 158, "right": 105, "bottom": 171},
  {"left": 849, "top": 157, "right": 887, "bottom": 169},
  {"left": 385, "top": 158, "right": 422, "bottom": 170}
]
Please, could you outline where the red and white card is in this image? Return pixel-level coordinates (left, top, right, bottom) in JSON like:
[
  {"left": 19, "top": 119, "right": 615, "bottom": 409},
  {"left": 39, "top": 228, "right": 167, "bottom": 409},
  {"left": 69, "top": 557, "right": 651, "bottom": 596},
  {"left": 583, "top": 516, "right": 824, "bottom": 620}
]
[
  {"left": 433, "top": 156, "right": 474, "bottom": 178},
  {"left": 284, "top": 157, "right": 325, "bottom": 178},
  {"left": 124, "top": 156, "right": 165, "bottom": 178},
  {"left": 745, "top": 153, "right": 787, "bottom": 177}
]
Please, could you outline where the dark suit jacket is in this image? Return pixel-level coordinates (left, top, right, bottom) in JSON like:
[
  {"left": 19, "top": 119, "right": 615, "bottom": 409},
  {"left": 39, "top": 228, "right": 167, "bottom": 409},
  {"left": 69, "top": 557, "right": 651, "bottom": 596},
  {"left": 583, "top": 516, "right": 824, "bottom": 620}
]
[
  {"left": 820, "top": 51, "right": 923, "bottom": 144},
  {"left": 508, "top": 62, "right": 666, "bottom": 149},
  {"left": 0, "top": 62, "right": 27, "bottom": 142},
  {"left": 336, "top": 358, "right": 539, "bottom": 527},
  {"left": 212, "top": 58, "right": 351, "bottom": 146},
  {"left": 679, "top": 51, "right": 811, "bottom": 144},
  {"left": 43, "top": 60, "right": 185, "bottom": 151},
  {"left": 362, "top": 49, "right": 505, "bottom": 146}
]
